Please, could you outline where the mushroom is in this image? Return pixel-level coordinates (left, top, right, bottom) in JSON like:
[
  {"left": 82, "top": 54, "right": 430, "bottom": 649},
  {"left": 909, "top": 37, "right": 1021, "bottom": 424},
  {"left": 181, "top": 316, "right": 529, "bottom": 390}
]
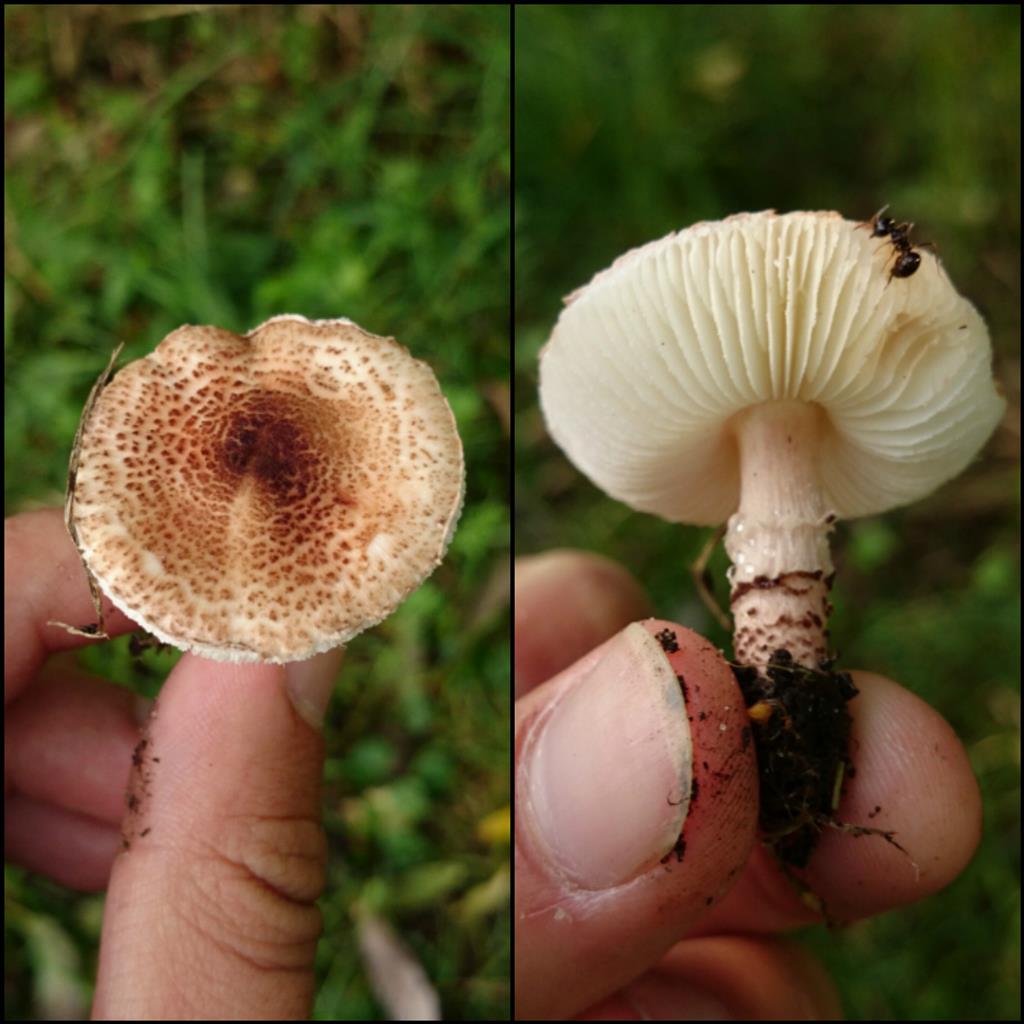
[
  {"left": 538, "top": 209, "right": 1004, "bottom": 864},
  {"left": 68, "top": 314, "right": 464, "bottom": 663},
  {"left": 540, "top": 209, "right": 1003, "bottom": 670}
]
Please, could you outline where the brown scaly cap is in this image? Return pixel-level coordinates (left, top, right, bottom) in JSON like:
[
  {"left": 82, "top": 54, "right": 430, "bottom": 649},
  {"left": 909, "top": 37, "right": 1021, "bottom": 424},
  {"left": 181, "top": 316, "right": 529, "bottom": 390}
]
[{"left": 70, "top": 314, "right": 464, "bottom": 663}]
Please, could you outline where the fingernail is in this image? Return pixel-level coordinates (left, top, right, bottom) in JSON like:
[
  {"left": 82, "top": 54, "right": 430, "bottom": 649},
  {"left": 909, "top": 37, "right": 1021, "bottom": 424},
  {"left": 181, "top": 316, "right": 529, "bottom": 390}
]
[
  {"left": 520, "top": 622, "right": 692, "bottom": 890},
  {"left": 284, "top": 647, "right": 345, "bottom": 730}
]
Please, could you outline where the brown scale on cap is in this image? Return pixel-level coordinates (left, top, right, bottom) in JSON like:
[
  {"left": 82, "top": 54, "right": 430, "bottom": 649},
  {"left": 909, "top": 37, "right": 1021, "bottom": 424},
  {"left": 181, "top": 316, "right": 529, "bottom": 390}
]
[{"left": 70, "top": 315, "right": 464, "bottom": 663}]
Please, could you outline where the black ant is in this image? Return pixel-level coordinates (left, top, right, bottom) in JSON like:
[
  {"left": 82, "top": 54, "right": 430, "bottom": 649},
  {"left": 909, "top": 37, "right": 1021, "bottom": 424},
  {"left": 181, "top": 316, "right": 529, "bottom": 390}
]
[{"left": 860, "top": 205, "right": 934, "bottom": 282}]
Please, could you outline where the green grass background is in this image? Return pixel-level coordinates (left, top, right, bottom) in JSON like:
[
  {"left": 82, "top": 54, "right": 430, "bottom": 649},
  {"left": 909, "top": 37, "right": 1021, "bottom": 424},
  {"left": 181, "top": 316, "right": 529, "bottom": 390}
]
[
  {"left": 5, "top": 5, "right": 509, "bottom": 1020},
  {"left": 515, "top": 5, "right": 1019, "bottom": 1021}
]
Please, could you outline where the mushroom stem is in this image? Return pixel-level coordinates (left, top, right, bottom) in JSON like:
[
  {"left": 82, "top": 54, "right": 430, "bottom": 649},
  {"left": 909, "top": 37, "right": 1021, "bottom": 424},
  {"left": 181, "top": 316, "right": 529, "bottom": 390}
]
[{"left": 725, "top": 400, "right": 835, "bottom": 671}]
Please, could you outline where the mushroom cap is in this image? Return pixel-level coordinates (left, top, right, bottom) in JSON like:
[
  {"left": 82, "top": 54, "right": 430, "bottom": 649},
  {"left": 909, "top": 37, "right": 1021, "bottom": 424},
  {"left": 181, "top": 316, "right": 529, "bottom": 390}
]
[
  {"left": 540, "top": 210, "right": 1004, "bottom": 524},
  {"left": 71, "top": 315, "right": 464, "bottom": 663}
]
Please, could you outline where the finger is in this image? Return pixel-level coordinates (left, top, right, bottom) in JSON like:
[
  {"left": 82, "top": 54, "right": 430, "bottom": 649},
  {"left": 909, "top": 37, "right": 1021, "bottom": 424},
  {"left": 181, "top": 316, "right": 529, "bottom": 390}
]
[
  {"left": 4, "top": 662, "right": 147, "bottom": 888},
  {"left": 92, "top": 648, "right": 341, "bottom": 1020},
  {"left": 4, "top": 793, "right": 122, "bottom": 892},
  {"left": 579, "top": 935, "right": 841, "bottom": 1020},
  {"left": 515, "top": 549, "right": 653, "bottom": 697},
  {"left": 6, "top": 661, "right": 145, "bottom": 823},
  {"left": 4, "top": 508, "right": 138, "bottom": 700},
  {"left": 515, "top": 620, "right": 758, "bottom": 1021},
  {"left": 696, "top": 670, "right": 982, "bottom": 931}
]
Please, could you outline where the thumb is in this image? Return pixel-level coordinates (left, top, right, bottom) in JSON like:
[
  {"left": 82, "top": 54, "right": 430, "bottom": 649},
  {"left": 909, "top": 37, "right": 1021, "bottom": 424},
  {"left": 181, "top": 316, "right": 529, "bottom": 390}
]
[
  {"left": 92, "top": 648, "right": 341, "bottom": 1020},
  {"left": 515, "top": 621, "right": 758, "bottom": 1021}
]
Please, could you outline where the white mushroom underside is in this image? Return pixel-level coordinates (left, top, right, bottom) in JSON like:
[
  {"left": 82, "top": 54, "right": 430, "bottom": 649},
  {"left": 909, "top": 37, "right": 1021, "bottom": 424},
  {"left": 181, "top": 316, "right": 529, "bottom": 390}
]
[
  {"left": 540, "top": 210, "right": 1004, "bottom": 525},
  {"left": 72, "top": 315, "right": 464, "bottom": 662}
]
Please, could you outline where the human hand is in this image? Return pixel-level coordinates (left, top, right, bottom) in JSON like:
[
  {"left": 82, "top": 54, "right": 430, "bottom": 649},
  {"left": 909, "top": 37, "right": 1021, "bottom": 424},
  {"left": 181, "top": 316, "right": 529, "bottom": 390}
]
[
  {"left": 514, "top": 549, "right": 981, "bottom": 1020},
  {"left": 5, "top": 508, "right": 341, "bottom": 1019}
]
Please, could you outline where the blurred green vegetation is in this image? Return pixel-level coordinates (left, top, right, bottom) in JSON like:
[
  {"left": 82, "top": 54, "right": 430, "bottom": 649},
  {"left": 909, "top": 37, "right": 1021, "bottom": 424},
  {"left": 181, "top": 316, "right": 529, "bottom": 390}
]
[
  {"left": 516, "top": 5, "right": 1018, "bottom": 1021},
  {"left": 5, "top": 5, "right": 509, "bottom": 1020}
]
